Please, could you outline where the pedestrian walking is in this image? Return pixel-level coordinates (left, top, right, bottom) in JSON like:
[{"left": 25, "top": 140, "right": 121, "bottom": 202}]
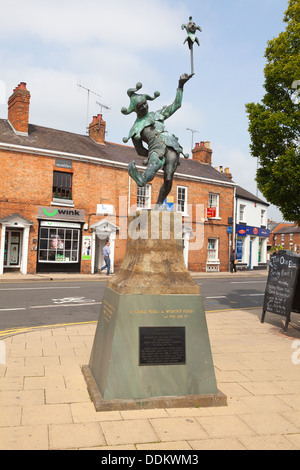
[
  {"left": 230, "top": 249, "right": 237, "bottom": 273},
  {"left": 100, "top": 240, "right": 111, "bottom": 275}
]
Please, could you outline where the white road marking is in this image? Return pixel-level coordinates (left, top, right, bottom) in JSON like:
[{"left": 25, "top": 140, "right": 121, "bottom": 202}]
[
  {"left": 205, "top": 296, "right": 227, "bottom": 299},
  {"left": 241, "top": 293, "right": 264, "bottom": 296},
  {"left": 0, "top": 308, "right": 26, "bottom": 312},
  {"left": 230, "top": 281, "right": 265, "bottom": 284},
  {"left": 30, "top": 302, "right": 102, "bottom": 309},
  {"left": 0, "top": 287, "right": 80, "bottom": 291}
]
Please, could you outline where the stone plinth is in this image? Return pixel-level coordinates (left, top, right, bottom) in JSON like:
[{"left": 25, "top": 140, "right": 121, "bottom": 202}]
[
  {"left": 83, "top": 210, "right": 226, "bottom": 411},
  {"left": 107, "top": 210, "right": 200, "bottom": 295}
]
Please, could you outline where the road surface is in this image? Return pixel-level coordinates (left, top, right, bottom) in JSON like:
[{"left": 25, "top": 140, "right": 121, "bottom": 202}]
[{"left": 0, "top": 275, "right": 267, "bottom": 332}]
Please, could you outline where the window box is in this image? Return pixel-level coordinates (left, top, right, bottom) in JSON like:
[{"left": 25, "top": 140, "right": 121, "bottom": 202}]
[{"left": 51, "top": 198, "right": 74, "bottom": 207}]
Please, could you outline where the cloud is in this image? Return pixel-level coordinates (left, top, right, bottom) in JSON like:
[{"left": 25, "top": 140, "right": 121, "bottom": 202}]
[
  {"left": 0, "top": 0, "right": 287, "bottom": 222},
  {"left": 0, "top": 0, "right": 187, "bottom": 50}
]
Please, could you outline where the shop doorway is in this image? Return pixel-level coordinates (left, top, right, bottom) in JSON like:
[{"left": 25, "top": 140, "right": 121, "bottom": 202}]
[
  {"left": 95, "top": 237, "right": 109, "bottom": 273},
  {"left": 4, "top": 230, "right": 23, "bottom": 271},
  {"left": 90, "top": 219, "right": 119, "bottom": 275},
  {"left": 0, "top": 214, "right": 33, "bottom": 275}
]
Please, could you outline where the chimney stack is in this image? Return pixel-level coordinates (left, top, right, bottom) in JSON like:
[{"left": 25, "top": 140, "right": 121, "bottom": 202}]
[
  {"left": 192, "top": 141, "right": 212, "bottom": 165},
  {"left": 89, "top": 114, "right": 106, "bottom": 144},
  {"left": 8, "top": 82, "right": 31, "bottom": 136},
  {"left": 215, "top": 166, "right": 233, "bottom": 179},
  {"left": 224, "top": 167, "right": 233, "bottom": 179}
]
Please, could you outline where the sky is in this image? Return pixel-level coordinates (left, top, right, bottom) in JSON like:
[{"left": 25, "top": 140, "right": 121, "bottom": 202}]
[{"left": 0, "top": 0, "right": 290, "bottom": 221}]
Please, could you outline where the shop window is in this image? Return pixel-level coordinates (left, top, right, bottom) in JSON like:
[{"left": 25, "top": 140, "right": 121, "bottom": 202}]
[
  {"left": 38, "top": 225, "right": 79, "bottom": 263},
  {"left": 236, "top": 237, "right": 244, "bottom": 261},
  {"left": 53, "top": 171, "right": 72, "bottom": 200},
  {"left": 137, "top": 184, "right": 151, "bottom": 209}
]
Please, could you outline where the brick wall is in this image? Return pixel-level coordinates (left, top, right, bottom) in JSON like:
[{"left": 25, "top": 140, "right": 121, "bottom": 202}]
[{"left": 0, "top": 144, "right": 234, "bottom": 273}]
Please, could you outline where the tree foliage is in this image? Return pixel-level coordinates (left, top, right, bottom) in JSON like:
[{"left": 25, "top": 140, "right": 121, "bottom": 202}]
[{"left": 246, "top": 0, "right": 300, "bottom": 224}]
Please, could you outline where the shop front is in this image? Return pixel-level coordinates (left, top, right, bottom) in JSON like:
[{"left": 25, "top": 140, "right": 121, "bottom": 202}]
[
  {"left": 36, "top": 207, "right": 85, "bottom": 273},
  {"left": 235, "top": 224, "right": 270, "bottom": 270}
]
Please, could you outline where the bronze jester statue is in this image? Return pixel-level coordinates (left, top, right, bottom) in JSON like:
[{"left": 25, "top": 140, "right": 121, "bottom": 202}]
[{"left": 122, "top": 73, "right": 193, "bottom": 209}]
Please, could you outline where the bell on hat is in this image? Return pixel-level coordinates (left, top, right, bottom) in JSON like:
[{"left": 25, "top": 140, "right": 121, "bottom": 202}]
[{"left": 121, "top": 82, "right": 160, "bottom": 115}]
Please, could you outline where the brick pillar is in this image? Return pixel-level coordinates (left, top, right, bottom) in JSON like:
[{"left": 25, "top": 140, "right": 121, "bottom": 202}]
[
  {"left": 89, "top": 114, "right": 106, "bottom": 144},
  {"left": 192, "top": 141, "right": 212, "bottom": 165},
  {"left": 8, "top": 82, "right": 31, "bottom": 135}
]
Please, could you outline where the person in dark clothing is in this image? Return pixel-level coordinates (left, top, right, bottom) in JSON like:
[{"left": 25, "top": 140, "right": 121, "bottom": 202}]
[
  {"left": 100, "top": 240, "right": 111, "bottom": 275},
  {"left": 230, "top": 249, "right": 237, "bottom": 273}
]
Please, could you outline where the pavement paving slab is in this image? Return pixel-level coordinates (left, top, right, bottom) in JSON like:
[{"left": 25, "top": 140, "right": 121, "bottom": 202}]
[{"left": 0, "top": 290, "right": 300, "bottom": 450}]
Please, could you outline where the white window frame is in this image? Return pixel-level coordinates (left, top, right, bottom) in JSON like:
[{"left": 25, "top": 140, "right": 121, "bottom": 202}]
[
  {"left": 137, "top": 184, "right": 151, "bottom": 210},
  {"left": 208, "top": 193, "right": 220, "bottom": 218},
  {"left": 207, "top": 238, "right": 219, "bottom": 263},
  {"left": 261, "top": 209, "right": 266, "bottom": 226},
  {"left": 38, "top": 221, "right": 81, "bottom": 263},
  {"left": 177, "top": 186, "right": 188, "bottom": 215},
  {"left": 239, "top": 204, "right": 246, "bottom": 223}
]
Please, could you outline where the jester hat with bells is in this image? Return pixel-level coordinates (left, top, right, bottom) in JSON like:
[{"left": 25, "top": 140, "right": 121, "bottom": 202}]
[{"left": 121, "top": 83, "right": 161, "bottom": 142}]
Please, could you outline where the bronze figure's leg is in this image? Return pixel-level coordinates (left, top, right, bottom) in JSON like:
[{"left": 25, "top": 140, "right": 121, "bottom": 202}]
[
  {"left": 128, "top": 152, "right": 165, "bottom": 187},
  {"left": 155, "top": 148, "right": 179, "bottom": 208}
]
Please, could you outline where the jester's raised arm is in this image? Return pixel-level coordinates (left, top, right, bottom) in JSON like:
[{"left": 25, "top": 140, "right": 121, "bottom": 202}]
[{"left": 161, "top": 73, "right": 194, "bottom": 120}]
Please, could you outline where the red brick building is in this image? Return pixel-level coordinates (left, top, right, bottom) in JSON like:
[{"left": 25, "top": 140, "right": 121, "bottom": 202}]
[
  {"left": 0, "top": 82, "right": 236, "bottom": 275},
  {"left": 271, "top": 222, "right": 300, "bottom": 253}
]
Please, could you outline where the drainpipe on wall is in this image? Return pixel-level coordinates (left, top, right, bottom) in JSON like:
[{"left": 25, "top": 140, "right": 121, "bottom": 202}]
[{"left": 233, "top": 185, "right": 236, "bottom": 250}]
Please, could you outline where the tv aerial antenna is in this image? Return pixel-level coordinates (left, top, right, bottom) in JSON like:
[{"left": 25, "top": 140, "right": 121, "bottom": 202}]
[
  {"left": 187, "top": 128, "right": 199, "bottom": 152},
  {"left": 96, "top": 101, "right": 111, "bottom": 115},
  {"left": 77, "top": 83, "right": 102, "bottom": 132}
]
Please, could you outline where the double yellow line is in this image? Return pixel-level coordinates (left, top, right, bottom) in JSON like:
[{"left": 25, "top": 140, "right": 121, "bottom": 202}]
[{"left": 0, "top": 321, "right": 98, "bottom": 339}]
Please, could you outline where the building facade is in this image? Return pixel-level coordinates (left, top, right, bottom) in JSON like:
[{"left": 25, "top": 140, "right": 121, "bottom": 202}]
[
  {"left": 0, "top": 82, "right": 236, "bottom": 276},
  {"left": 234, "top": 186, "right": 270, "bottom": 270},
  {"left": 271, "top": 223, "right": 300, "bottom": 253}
]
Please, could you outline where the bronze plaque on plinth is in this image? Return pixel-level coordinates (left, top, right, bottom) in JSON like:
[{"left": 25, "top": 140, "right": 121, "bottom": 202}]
[{"left": 139, "top": 327, "right": 186, "bottom": 366}]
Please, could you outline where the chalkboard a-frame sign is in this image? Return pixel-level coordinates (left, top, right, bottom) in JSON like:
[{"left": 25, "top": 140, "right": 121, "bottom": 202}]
[{"left": 261, "top": 252, "right": 300, "bottom": 332}]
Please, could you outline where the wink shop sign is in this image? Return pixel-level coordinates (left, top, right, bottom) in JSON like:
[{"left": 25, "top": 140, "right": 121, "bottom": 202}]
[{"left": 38, "top": 206, "right": 85, "bottom": 222}]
